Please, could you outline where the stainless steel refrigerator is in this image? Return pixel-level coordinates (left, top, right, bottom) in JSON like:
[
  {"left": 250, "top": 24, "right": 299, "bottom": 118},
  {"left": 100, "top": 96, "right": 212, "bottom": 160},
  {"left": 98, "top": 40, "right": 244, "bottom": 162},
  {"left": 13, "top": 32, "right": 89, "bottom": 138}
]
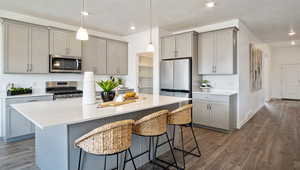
[{"left": 160, "top": 58, "right": 192, "bottom": 98}]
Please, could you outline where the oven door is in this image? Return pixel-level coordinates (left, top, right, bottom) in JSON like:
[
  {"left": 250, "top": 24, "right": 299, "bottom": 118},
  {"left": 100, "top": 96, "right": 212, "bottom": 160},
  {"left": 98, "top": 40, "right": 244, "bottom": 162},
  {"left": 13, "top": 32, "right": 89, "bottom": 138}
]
[{"left": 50, "top": 55, "right": 82, "bottom": 73}]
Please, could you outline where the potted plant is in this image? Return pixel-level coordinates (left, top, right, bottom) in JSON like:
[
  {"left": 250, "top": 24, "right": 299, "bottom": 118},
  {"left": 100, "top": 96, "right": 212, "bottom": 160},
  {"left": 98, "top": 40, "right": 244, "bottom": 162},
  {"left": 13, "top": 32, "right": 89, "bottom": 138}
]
[
  {"left": 96, "top": 80, "right": 119, "bottom": 102},
  {"left": 200, "top": 80, "right": 211, "bottom": 92}
]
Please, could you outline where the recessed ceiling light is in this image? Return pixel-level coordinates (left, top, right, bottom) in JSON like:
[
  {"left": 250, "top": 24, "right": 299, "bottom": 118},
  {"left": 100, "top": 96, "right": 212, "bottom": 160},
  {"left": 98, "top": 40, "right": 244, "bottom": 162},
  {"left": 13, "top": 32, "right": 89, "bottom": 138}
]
[
  {"left": 206, "top": 1, "right": 216, "bottom": 8},
  {"left": 81, "top": 11, "right": 89, "bottom": 16},
  {"left": 291, "top": 41, "right": 296, "bottom": 45},
  {"left": 130, "top": 26, "right": 136, "bottom": 30}
]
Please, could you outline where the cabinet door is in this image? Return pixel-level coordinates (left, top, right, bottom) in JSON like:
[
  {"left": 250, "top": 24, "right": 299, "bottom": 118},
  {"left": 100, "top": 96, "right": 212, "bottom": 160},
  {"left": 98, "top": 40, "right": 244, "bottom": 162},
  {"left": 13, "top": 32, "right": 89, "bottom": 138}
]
[
  {"left": 50, "top": 29, "right": 68, "bottom": 55},
  {"left": 68, "top": 32, "right": 82, "bottom": 56},
  {"left": 30, "top": 25, "right": 49, "bottom": 73},
  {"left": 175, "top": 33, "right": 192, "bottom": 58},
  {"left": 198, "top": 32, "right": 215, "bottom": 74},
  {"left": 192, "top": 99, "right": 210, "bottom": 126},
  {"left": 210, "top": 102, "right": 229, "bottom": 130},
  {"left": 83, "top": 36, "right": 107, "bottom": 74},
  {"left": 4, "top": 21, "right": 30, "bottom": 73},
  {"left": 161, "top": 36, "right": 176, "bottom": 59},
  {"left": 215, "top": 29, "right": 234, "bottom": 74},
  {"left": 107, "top": 40, "right": 128, "bottom": 75},
  {"left": 7, "top": 107, "right": 33, "bottom": 138}
]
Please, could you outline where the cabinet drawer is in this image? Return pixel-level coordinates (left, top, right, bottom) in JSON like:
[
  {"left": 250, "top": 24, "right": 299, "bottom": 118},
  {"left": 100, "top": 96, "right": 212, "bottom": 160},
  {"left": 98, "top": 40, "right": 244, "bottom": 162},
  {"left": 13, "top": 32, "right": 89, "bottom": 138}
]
[
  {"left": 6, "top": 95, "right": 53, "bottom": 104},
  {"left": 193, "top": 93, "right": 229, "bottom": 103}
]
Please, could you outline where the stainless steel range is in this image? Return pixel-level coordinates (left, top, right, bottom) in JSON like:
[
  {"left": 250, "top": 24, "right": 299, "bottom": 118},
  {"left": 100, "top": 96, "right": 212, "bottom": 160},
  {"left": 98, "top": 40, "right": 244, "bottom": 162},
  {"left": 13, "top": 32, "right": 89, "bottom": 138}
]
[{"left": 46, "top": 81, "right": 82, "bottom": 99}]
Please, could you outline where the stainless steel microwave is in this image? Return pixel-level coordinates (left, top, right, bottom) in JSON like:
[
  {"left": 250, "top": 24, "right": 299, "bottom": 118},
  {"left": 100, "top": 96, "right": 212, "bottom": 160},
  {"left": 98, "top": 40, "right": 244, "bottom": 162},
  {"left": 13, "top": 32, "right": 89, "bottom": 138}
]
[{"left": 49, "top": 55, "right": 82, "bottom": 73}]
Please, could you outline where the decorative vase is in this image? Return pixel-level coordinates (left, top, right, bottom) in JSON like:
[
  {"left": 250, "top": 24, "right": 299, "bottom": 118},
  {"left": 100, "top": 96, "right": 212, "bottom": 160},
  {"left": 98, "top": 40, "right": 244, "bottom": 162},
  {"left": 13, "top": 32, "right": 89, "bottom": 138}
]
[{"left": 101, "top": 91, "right": 116, "bottom": 102}]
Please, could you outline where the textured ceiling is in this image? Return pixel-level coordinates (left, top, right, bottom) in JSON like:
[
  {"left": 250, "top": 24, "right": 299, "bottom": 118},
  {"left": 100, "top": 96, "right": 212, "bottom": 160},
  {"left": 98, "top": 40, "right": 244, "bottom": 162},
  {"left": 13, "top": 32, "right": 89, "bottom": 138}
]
[{"left": 0, "top": 0, "right": 299, "bottom": 43}]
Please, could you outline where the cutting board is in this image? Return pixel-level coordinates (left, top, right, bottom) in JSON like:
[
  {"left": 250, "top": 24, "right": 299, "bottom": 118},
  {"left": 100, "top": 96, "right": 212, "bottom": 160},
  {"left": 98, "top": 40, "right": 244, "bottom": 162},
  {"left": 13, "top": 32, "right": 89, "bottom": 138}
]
[{"left": 98, "top": 99, "right": 137, "bottom": 108}]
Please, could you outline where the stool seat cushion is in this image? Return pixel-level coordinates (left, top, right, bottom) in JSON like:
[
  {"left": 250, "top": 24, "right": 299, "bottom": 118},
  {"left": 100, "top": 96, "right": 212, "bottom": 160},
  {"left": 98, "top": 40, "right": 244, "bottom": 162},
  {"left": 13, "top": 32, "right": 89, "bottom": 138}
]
[
  {"left": 75, "top": 119, "right": 135, "bottom": 155},
  {"left": 168, "top": 104, "right": 192, "bottom": 125},
  {"left": 133, "top": 110, "right": 169, "bottom": 136}
]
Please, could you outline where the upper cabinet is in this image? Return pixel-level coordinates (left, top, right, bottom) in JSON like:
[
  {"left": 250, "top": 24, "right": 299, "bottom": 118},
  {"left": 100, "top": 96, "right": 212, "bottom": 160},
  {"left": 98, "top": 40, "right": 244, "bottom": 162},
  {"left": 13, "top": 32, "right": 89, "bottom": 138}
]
[
  {"left": 198, "top": 28, "right": 237, "bottom": 75},
  {"left": 161, "top": 32, "right": 196, "bottom": 59},
  {"left": 50, "top": 29, "right": 82, "bottom": 56},
  {"left": 107, "top": 40, "right": 128, "bottom": 75},
  {"left": 82, "top": 36, "right": 107, "bottom": 75},
  {"left": 3, "top": 20, "right": 49, "bottom": 73}
]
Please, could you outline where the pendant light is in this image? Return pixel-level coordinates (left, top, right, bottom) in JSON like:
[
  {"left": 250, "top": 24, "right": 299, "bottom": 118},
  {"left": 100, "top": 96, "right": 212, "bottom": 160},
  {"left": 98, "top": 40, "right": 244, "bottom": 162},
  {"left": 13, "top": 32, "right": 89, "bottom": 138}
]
[
  {"left": 146, "top": 0, "right": 155, "bottom": 52},
  {"left": 76, "top": 0, "right": 89, "bottom": 40}
]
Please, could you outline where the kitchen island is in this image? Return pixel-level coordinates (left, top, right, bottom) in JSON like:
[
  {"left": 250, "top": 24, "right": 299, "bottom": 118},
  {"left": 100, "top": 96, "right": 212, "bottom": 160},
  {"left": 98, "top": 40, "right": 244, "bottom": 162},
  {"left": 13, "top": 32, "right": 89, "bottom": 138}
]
[{"left": 11, "top": 94, "right": 190, "bottom": 170}]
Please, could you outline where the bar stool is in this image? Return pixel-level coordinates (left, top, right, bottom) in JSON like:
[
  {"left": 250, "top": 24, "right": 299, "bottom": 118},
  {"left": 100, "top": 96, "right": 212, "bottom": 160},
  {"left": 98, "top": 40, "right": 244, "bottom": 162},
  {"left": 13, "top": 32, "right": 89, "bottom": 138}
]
[
  {"left": 74, "top": 119, "right": 137, "bottom": 170},
  {"left": 168, "top": 104, "right": 201, "bottom": 169},
  {"left": 131, "top": 110, "right": 181, "bottom": 169}
]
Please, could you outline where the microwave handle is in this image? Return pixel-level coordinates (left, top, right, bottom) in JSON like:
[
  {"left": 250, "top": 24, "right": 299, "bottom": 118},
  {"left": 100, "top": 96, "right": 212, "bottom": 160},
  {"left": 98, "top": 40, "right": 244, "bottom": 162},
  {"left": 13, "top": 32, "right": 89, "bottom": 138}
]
[{"left": 76, "top": 60, "right": 79, "bottom": 69}]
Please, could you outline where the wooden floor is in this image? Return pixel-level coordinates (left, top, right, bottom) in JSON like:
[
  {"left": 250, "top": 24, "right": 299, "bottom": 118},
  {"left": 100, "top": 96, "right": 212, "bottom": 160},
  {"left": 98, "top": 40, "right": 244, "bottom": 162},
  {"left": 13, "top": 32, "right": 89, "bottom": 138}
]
[{"left": 1, "top": 100, "right": 300, "bottom": 170}]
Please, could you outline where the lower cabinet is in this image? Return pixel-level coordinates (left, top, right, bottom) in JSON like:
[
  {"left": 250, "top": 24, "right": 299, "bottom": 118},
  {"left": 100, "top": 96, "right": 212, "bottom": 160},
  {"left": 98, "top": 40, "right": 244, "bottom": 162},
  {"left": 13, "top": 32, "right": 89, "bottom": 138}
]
[
  {"left": 2, "top": 95, "right": 53, "bottom": 142},
  {"left": 192, "top": 93, "right": 236, "bottom": 131}
]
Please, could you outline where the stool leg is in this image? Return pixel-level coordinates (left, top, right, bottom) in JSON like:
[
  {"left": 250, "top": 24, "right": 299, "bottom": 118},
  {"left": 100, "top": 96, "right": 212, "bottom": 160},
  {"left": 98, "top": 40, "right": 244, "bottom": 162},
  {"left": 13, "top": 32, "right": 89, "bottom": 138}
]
[
  {"left": 104, "top": 155, "right": 107, "bottom": 170},
  {"left": 123, "top": 150, "right": 127, "bottom": 170},
  {"left": 128, "top": 149, "right": 137, "bottom": 170},
  {"left": 77, "top": 149, "right": 83, "bottom": 170},
  {"left": 165, "top": 132, "right": 179, "bottom": 169},
  {"left": 117, "top": 153, "right": 119, "bottom": 170},
  {"left": 148, "top": 136, "right": 152, "bottom": 161},
  {"left": 190, "top": 124, "right": 202, "bottom": 157},
  {"left": 154, "top": 136, "right": 159, "bottom": 159},
  {"left": 180, "top": 126, "right": 185, "bottom": 169}
]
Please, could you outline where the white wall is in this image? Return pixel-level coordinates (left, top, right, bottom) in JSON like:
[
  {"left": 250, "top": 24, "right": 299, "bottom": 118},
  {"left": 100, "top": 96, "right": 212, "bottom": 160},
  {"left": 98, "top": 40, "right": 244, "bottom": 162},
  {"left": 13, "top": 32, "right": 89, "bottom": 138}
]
[
  {"left": 270, "top": 46, "right": 300, "bottom": 98},
  {"left": 124, "top": 27, "right": 160, "bottom": 94},
  {"left": 237, "top": 22, "right": 272, "bottom": 128}
]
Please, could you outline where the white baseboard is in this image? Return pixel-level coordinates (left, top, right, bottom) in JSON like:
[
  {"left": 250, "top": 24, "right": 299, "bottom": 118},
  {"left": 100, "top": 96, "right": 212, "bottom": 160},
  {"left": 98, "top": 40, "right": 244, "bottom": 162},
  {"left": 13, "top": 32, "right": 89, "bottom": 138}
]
[{"left": 237, "top": 103, "right": 265, "bottom": 129}]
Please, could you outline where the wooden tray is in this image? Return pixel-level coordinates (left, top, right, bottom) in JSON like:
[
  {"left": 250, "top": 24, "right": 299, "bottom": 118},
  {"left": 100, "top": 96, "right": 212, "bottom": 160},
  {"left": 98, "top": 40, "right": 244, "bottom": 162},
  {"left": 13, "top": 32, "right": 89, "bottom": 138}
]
[{"left": 98, "top": 99, "right": 137, "bottom": 108}]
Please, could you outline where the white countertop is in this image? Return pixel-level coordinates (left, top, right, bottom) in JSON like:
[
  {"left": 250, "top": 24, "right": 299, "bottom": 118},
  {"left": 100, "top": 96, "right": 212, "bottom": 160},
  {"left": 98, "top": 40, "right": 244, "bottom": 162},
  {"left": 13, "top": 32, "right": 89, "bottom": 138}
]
[
  {"left": 193, "top": 90, "right": 237, "bottom": 96},
  {"left": 11, "top": 94, "right": 190, "bottom": 129},
  {"left": 0, "top": 93, "right": 53, "bottom": 99}
]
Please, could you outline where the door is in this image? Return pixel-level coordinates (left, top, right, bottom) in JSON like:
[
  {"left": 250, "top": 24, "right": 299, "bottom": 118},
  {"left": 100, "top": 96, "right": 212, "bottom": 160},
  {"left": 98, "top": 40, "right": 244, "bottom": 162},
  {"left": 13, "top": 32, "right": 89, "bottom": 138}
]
[
  {"left": 160, "top": 60, "right": 174, "bottom": 89},
  {"left": 161, "top": 36, "right": 176, "bottom": 59},
  {"left": 30, "top": 25, "right": 49, "bottom": 73},
  {"left": 198, "top": 32, "right": 215, "bottom": 74},
  {"left": 7, "top": 107, "right": 33, "bottom": 138},
  {"left": 210, "top": 102, "right": 229, "bottom": 129},
  {"left": 68, "top": 32, "right": 82, "bottom": 56},
  {"left": 50, "top": 29, "right": 69, "bottom": 55},
  {"left": 107, "top": 40, "right": 128, "bottom": 75},
  {"left": 192, "top": 99, "right": 210, "bottom": 126},
  {"left": 175, "top": 33, "right": 192, "bottom": 58},
  {"left": 173, "top": 59, "right": 190, "bottom": 90},
  {"left": 215, "top": 29, "right": 234, "bottom": 74},
  {"left": 4, "top": 21, "right": 30, "bottom": 73},
  {"left": 83, "top": 36, "right": 107, "bottom": 74},
  {"left": 282, "top": 64, "right": 300, "bottom": 99}
]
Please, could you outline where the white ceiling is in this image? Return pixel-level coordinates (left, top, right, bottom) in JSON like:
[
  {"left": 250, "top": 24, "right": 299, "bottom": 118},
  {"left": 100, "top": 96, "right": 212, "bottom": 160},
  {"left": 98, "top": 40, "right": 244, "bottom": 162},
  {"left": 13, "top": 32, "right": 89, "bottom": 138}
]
[{"left": 0, "top": 0, "right": 299, "bottom": 43}]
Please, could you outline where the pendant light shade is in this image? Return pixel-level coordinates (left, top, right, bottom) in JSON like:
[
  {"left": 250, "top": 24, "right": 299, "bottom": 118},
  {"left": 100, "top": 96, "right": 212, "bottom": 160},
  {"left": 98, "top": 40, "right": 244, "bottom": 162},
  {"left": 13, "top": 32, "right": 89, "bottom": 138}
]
[
  {"left": 147, "top": 42, "right": 155, "bottom": 52},
  {"left": 76, "top": 27, "right": 89, "bottom": 40},
  {"left": 76, "top": 0, "right": 89, "bottom": 41}
]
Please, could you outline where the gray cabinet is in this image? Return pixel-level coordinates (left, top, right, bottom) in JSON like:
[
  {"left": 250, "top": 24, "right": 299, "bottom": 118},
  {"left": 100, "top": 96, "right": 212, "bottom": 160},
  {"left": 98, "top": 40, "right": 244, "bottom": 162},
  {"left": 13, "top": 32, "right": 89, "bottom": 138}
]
[
  {"left": 3, "top": 20, "right": 49, "bottom": 73},
  {"left": 50, "top": 29, "right": 82, "bottom": 56},
  {"left": 3, "top": 95, "right": 53, "bottom": 142},
  {"left": 198, "top": 28, "right": 237, "bottom": 75},
  {"left": 192, "top": 93, "right": 236, "bottom": 131},
  {"left": 161, "top": 32, "right": 196, "bottom": 59},
  {"left": 107, "top": 40, "right": 128, "bottom": 75},
  {"left": 30, "top": 25, "right": 49, "bottom": 73},
  {"left": 83, "top": 36, "right": 107, "bottom": 75}
]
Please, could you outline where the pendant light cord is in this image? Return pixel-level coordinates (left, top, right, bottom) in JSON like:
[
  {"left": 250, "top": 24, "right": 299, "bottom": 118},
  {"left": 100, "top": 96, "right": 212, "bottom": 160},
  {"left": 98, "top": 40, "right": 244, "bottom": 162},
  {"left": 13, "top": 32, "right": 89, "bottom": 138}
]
[
  {"left": 149, "top": 0, "right": 152, "bottom": 44},
  {"left": 81, "top": 0, "right": 85, "bottom": 27}
]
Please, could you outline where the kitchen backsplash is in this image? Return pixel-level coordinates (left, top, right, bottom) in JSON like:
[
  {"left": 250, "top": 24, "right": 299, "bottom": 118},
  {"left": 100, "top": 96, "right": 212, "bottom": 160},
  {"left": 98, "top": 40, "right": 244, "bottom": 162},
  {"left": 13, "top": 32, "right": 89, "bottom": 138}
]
[
  {"left": 0, "top": 74, "right": 128, "bottom": 94},
  {"left": 201, "top": 75, "right": 238, "bottom": 91}
]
